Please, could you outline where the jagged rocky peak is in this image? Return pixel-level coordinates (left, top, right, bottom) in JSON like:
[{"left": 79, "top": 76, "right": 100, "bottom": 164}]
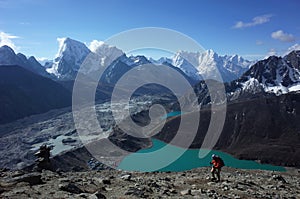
[
  {"left": 0, "top": 45, "right": 48, "bottom": 77},
  {"left": 201, "top": 49, "right": 218, "bottom": 60},
  {"left": 0, "top": 45, "right": 15, "bottom": 54},
  {"left": 0, "top": 45, "right": 20, "bottom": 65},
  {"left": 89, "top": 40, "right": 124, "bottom": 69},
  {"left": 227, "top": 54, "right": 244, "bottom": 63},
  {"left": 46, "top": 38, "right": 126, "bottom": 80},
  {"left": 89, "top": 40, "right": 123, "bottom": 58},
  {"left": 243, "top": 55, "right": 280, "bottom": 82},
  {"left": 16, "top": 53, "right": 27, "bottom": 62},
  {"left": 125, "top": 55, "right": 151, "bottom": 67},
  {"left": 284, "top": 50, "right": 300, "bottom": 70},
  {"left": 129, "top": 55, "right": 149, "bottom": 63},
  {"left": 46, "top": 37, "right": 91, "bottom": 79},
  {"left": 236, "top": 50, "right": 300, "bottom": 95},
  {"left": 56, "top": 37, "right": 91, "bottom": 59},
  {"left": 173, "top": 50, "right": 203, "bottom": 66},
  {"left": 171, "top": 49, "right": 252, "bottom": 82},
  {"left": 27, "top": 56, "right": 50, "bottom": 76},
  {"left": 28, "top": 56, "right": 39, "bottom": 64}
]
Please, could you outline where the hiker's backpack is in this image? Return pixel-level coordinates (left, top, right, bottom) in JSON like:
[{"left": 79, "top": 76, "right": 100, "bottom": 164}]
[{"left": 218, "top": 157, "right": 225, "bottom": 167}]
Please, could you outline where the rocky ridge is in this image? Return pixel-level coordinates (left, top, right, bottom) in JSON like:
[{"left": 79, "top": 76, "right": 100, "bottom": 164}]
[{"left": 0, "top": 45, "right": 50, "bottom": 77}]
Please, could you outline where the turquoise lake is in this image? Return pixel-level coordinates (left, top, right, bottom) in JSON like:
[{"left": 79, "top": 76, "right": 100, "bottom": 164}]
[
  {"left": 118, "top": 139, "right": 285, "bottom": 172},
  {"left": 118, "top": 112, "right": 285, "bottom": 172}
]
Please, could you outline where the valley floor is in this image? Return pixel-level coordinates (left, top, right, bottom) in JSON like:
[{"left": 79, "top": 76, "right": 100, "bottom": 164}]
[{"left": 0, "top": 167, "right": 299, "bottom": 199}]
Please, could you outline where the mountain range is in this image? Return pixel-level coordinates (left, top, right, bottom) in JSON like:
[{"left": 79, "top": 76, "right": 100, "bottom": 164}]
[
  {"left": 0, "top": 38, "right": 254, "bottom": 83},
  {"left": 47, "top": 38, "right": 254, "bottom": 83},
  {"left": 190, "top": 50, "right": 300, "bottom": 106},
  {"left": 2, "top": 37, "right": 299, "bottom": 96},
  {"left": 1, "top": 38, "right": 300, "bottom": 125},
  {"left": 1, "top": 38, "right": 300, "bottom": 169},
  {"left": 156, "top": 50, "right": 254, "bottom": 82}
]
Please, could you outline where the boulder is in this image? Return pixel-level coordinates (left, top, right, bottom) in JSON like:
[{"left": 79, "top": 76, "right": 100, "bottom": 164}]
[
  {"left": 59, "top": 182, "right": 83, "bottom": 194},
  {"left": 13, "top": 172, "right": 42, "bottom": 186}
]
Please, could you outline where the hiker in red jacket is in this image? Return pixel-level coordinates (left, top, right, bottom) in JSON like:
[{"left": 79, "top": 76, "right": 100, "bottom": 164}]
[{"left": 210, "top": 154, "right": 224, "bottom": 182}]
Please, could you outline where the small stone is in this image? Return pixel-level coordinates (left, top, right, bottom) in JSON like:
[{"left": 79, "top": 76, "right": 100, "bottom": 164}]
[
  {"left": 164, "top": 177, "right": 171, "bottom": 181},
  {"left": 58, "top": 177, "right": 70, "bottom": 183},
  {"left": 162, "top": 189, "right": 170, "bottom": 196},
  {"left": 78, "top": 193, "right": 90, "bottom": 198},
  {"left": 92, "top": 177, "right": 103, "bottom": 185},
  {"left": 148, "top": 182, "right": 160, "bottom": 188},
  {"left": 0, "top": 168, "right": 9, "bottom": 172},
  {"left": 120, "top": 174, "right": 131, "bottom": 181},
  {"left": 11, "top": 170, "right": 25, "bottom": 177},
  {"left": 180, "top": 189, "right": 191, "bottom": 195},
  {"left": 59, "top": 182, "right": 83, "bottom": 194},
  {"left": 272, "top": 175, "right": 287, "bottom": 183},
  {"left": 125, "top": 187, "right": 145, "bottom": 197},
  {"left": 0, "top": 187, "right": 5, "bottom": 194},
  {"left": 278, "top": 184, "right": 285, "bottom": 188},
  {"left": 94, "top": 190, "right": 106, "bottom": 199},
  {"left": 169, "top": 188, "right": 177, "bottom": 194},
  {"left": 102, "top": 179, "right": 111, "bottom": 185}
]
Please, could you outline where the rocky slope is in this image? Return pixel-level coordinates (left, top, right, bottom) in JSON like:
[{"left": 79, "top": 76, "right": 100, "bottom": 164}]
[
  {"left": 0, "top": 167, "right": 299, "bottom": 198},
  {"left": 0, "top": 65, "right": 71, "bottom": 124}
]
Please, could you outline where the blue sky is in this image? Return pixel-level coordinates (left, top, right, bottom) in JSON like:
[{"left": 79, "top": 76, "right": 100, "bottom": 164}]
[{"left": 0, "top": 0, "right": 299, "bottom": 60}]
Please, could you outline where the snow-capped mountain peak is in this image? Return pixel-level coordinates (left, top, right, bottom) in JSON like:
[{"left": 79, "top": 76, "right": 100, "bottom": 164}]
[
  {"left": 89, "top": 40, "right": 124, "bottom": 68},
  {"left": 236, "top": 50, "right": 300, "bottom": 95},
  {"left": 124, "top": 55, "right": 151, "bottom": 67},
  {"left": 171, "top": 51, "right": 202, "bottom": 81},
  {"left": 171, "top": 49, "right": 253, "bottom": 82},
  {"left": 47, "top": 37, "right": 91, "bottom": 79},
  {"left": 175, "top": 50, "right": 203, "bottom": 65},
  {"left": 46, "top": 38, "right": 125, "bottom": 79},
  {"left": 55, "top": 37, "right": 90, "bottom": 58},
  {"left": 89, "top": 40, "right": 123, "bottom": 56},
  {"left": 205, "top": 49, "right": 217, "bottom": 58}
]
